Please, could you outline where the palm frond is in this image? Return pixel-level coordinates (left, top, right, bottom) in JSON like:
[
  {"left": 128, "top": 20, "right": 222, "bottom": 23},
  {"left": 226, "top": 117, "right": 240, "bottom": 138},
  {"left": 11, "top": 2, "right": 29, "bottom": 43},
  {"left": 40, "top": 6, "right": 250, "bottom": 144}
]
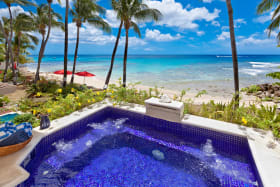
[
  {"left": 257, "top": 0, "right": 279, "bottom": 14},
  {"left": 87, "top": 15, "right": 111, "bottom": 33},
  {"left": 130, "top": 21, "right": 141, "bottom": 38}
]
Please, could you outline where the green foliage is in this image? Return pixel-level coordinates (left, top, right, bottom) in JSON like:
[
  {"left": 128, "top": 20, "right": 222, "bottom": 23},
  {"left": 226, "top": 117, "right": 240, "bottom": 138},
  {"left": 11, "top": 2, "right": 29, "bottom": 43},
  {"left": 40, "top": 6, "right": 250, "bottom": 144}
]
[
  {"left": 18, "top": 87, "right": 106, "bottom": 122},
  {"left": 241, "top": 85, "right": 261, "bottom": 93},
  {"left": 0, "top": 96, "right": 10, "bottom": 107},
  {"left": 108, "top": 82, "right": 150, "bottom": 105},
  {"left": 266, "top": 72, "right": 280, "bottom": 80},
  {"left": 26, "top": 78, "right": 60, "bottom": 95},
  {"left": 195, "top": 90, "right": 207, "bottom": 98},
  {"left": 13, "top": 113, "right": 37, "bottom": 125}
]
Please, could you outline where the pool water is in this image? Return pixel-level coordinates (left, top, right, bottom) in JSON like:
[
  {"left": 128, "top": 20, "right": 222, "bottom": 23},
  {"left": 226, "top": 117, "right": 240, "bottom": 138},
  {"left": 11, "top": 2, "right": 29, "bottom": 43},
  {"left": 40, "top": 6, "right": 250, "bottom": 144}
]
[
  {"left": 20, "top": 108, "right": 262, "bottom": 186},
  {"left": 0, "top": 113, "right": 18, "bottom": 123}
]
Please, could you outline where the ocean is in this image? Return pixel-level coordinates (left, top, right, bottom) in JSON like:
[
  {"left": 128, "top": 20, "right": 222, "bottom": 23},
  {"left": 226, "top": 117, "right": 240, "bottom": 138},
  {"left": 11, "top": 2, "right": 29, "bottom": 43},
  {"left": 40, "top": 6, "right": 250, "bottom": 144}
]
[{"left": 25, "top": 55, "right": 280, "bottom": 93}]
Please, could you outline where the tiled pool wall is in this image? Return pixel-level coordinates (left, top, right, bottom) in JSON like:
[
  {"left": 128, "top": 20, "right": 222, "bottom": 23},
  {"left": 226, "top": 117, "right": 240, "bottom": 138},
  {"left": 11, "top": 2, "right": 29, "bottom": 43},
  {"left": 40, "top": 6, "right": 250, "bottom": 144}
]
[{"left": 19, "top": 106, "right": 263, "bottom": 186}]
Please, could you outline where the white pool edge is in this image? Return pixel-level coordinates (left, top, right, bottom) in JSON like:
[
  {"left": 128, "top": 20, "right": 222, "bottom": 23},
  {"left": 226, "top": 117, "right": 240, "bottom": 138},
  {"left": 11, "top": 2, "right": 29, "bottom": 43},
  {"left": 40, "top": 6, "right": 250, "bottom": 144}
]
[{"left": 0, "top": 101, "right": 279, "bottom": 187}]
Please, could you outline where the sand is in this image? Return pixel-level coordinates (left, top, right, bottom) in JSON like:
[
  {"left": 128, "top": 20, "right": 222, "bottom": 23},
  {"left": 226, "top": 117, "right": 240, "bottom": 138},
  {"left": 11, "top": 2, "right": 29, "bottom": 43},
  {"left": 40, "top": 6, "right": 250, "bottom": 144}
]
[{"left": 18, "top": 66, "right": 277, "bottom": 107}]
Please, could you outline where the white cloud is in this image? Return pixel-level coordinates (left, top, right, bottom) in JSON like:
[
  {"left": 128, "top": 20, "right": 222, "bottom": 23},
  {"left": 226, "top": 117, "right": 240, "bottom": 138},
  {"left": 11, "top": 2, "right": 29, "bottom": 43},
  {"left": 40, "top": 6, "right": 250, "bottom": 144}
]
[
  {"left": 119, "top": 36, "right": 147, "bottom": 46},
  {"left": 49, "top": 22, "right": 115, "bottom": 45},
  {"left": 234, "top": 18, "right": 246, "bottom": 28},
  {"left": 145, "top": 29, "right": 182, "bottom": 41},
  {"left": 211, "top": 20, "right": 220, "bottom": 27},
  {"left": 203, "top": 0, "right": 213, "bottom": 3},
  {"left": 196, "top": 31, "right": 205, "bottom": 36},
  {"left": 105, "top": 10, "right": 120, "bottom": 28},
  {"left": 217, "top": 31, "right": 230, "bottom": 40},
  {"left": 0, "top": 6, "right": 25, "bottom": 18},
  {"left": 144, "top": 0, "right": 221, "bottom": 30},
  {"left": 238, "top": 30, "right": 279, "bottom": 47},
  {"left": 53, "top": 0, "right": 73, "bottom": 8},
  {"left": 253, "top": 12, "right": 273, "bottom": 24}
]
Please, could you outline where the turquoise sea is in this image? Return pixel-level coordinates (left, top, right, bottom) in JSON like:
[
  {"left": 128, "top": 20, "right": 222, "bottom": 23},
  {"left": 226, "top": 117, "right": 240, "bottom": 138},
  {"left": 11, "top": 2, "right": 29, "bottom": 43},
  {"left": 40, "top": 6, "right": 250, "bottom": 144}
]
[{"left": 25, "top": 55, "right": 280, "bottom": 93}]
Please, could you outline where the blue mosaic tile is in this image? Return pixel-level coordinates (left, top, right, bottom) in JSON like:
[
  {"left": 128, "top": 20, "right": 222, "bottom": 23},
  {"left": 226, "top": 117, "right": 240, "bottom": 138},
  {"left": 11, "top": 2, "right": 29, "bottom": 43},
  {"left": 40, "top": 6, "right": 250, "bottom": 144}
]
[{"left": 18, "top": 106, "right": 263, "bottom": 187}]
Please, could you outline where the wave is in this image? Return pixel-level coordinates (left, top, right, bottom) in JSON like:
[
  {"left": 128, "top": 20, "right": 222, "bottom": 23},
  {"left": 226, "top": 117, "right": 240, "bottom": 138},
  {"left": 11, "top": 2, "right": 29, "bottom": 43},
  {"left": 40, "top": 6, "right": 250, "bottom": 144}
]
[
  {"left": 240, "top": 68, "right": 266, "bottom": 76},
  {"left": 248, "top": 62, "right": 280, "bottom": 68}
]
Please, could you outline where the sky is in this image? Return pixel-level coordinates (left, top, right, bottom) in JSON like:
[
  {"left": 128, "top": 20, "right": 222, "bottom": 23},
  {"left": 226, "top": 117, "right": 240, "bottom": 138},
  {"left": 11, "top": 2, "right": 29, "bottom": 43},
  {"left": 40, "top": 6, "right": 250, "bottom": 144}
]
[{"left": 0, "top": 0, "right": 279, "bottom": 55}]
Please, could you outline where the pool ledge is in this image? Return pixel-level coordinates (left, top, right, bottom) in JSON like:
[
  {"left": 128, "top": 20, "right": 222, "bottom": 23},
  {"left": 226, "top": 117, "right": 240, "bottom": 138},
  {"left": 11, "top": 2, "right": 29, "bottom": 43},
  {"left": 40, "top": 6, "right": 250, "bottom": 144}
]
[{"left": 0, "top": 101, "right": 280, "bottom": 187}]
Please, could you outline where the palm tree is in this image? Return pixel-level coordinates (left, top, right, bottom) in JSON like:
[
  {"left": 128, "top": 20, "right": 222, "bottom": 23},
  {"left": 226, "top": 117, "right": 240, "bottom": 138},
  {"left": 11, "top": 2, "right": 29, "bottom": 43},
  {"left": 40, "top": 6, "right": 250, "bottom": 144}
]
[
  {"left": 225, "top": 0, "right": 239, "bottom": 108},
  {"left": 257, "top": 0, "right": 280, "bottom": 41},
  {"left": 119, "top": 0, "right": 162, "bottom": 87},
  {"left": 13, "top": 13, "right": 38, "bottom": 82},
  {"left": 0, "top": 17, "right": 10, "bottom": 82},
  {"left": 31, "top": 4, "right": 64, "bottom": 83},
  {"left": 63, "top": 0, "right": 69, "bottom": 87},
  {"left": 0, "top": 0, "right": 35, "bottom": 84},
  {"left": 13, "top": 33, "right": 38, "bottom": 64},
  {"left": 70, "top": 0, "right": 111, "bottom": 84},
  {"left": 104, "top": 0, "right": 124, "bottom": 89}
]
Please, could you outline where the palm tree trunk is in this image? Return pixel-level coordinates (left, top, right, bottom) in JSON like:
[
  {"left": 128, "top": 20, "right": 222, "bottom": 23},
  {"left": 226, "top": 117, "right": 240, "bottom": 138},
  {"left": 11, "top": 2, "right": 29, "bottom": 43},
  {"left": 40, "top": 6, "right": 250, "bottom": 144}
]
[
  {"left": 0, "top": 20, "right": 9, "bottom": 82},
  {"left": 35, "top": 2, "right": 52, "bottom": 83},
  {"left": 71, "top": 25, "right": 80, "bottom": 84},
  {"left": 3, "top": 41, "right": 9, "bottom": 82},
  {"left": 226, "top": 0, "right": 239, "bottom": 108},
  {"left": 104, "top": 21, "right": 123, "bottom": 89},
  {"left": 15, "top": 34, "right": 21, "bottom": 83},
  {"left": 35, "top": 37, "right": 45, "bottom": 82},
  {"left": 123, "top": 28, "right": 129, "bottom": 88},
  {"left": 63, "top": 0, "right": 69, "bottom": 87},
  {"left": 7, "top": 6, "right": 16, "bottom": 85}
]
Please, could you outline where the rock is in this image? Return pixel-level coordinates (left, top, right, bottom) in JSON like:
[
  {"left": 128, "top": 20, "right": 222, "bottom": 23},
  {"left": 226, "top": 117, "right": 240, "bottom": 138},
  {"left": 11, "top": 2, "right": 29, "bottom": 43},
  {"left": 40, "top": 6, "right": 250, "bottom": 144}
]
[
  {"left": 253, "top": 91, "right": 262, "bottom": 96},
  {"left": 274, "top": 91, "right": 280, "bottom": 97},
  {"left": 268, "top": 89, "right": 274, "bottom": 94},
  {"left": 266, "top": 92, "right": 272, "bottom": 98},
  {"left": 258, "top": 84, "right": 266, "bottom": 91},
  {"left": 273, "top": 85, "right": 280, "bottom": 91}
]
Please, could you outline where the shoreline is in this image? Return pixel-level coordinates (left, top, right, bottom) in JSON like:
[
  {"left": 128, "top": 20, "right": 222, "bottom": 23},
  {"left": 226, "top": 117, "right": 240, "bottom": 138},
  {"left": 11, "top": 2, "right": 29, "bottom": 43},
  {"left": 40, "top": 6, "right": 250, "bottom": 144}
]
[{"left": 20, "top": 67, "right": 276, "bottom": 107}]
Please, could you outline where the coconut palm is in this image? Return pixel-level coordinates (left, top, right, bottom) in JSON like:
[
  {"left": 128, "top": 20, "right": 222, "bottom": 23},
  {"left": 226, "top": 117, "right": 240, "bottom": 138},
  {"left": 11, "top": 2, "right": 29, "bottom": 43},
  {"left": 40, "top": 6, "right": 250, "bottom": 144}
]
[
  {"left": 13, "top": 33, "right": 38, "bottom": 64},
  {"left": 63, "top": 0, "right": 70, "bottom": 87},
  {"left": 119, "top": 0, "right": 161, "bottom": 87},
  {"left": 257, "top": 0, "right": 280, "bottom": 41},
  {"left": 70, "top": 0, "right": 111, "bottom": 84},
  {"left": 13, "top": 13, "right": 38, "bottom": 82},
  {"left": 31, "top": 4, "right": 64, "bottom": 83},
  {"left": 0, "top": 17, "right": 10, "bottom": 82},
  {"left": 0, "top": 0, "right": 35, "bottom": 84},
  {"left": 104, "top": 0, "right": 124, "bottom": 89},
  {"left": 225, "top": 0, "right": 239, "bottom": 108}
]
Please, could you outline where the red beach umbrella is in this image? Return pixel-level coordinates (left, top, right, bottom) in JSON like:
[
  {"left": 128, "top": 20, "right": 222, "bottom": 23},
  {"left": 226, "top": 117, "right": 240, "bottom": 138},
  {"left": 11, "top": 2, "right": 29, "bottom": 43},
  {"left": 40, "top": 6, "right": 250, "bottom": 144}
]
[
  {"left": 75, "top": 71, "right": 95, "bottom": 84},
  {"left": 54, "top": 70, "right": 72, "bottom": 75}
]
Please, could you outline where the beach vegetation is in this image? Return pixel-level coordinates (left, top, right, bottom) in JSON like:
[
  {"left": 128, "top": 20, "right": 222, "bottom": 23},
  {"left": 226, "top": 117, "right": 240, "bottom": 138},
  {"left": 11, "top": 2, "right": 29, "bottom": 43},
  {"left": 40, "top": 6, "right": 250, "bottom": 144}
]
[
  {"left": 0, "top": 96, "right": 10, "bottom": 107},
  {"left": 266, "top": 72, "right": 280, "bottom": 81},
  {"left": 13, "top": 113, "right": 37, "bottom": 125},
  {"left": 70, "top": 0, "right": 111, "bottom": 84},
  {"left": 241, "top": 85, "right": 261, "bottom": 94}
]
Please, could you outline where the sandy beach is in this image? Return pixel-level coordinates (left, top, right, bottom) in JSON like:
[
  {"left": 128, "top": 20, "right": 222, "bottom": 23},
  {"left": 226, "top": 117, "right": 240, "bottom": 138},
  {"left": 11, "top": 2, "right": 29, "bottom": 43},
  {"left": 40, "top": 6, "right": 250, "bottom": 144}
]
[{"left": 19, "top": 67, "right": 275, "bottom": 107}]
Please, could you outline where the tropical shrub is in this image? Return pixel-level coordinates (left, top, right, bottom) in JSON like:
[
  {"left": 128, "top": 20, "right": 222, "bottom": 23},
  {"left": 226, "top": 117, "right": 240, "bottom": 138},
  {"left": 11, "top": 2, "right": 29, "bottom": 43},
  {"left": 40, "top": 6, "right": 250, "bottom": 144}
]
[
  {"left": 241, "top": 85, "right": 261, "bottom": 93},
  {"left": 13, "top": 113, "right": 38, "bottom": 125},
  {"left": 0, "top": 96, "right": 10, "bottom": 107}
]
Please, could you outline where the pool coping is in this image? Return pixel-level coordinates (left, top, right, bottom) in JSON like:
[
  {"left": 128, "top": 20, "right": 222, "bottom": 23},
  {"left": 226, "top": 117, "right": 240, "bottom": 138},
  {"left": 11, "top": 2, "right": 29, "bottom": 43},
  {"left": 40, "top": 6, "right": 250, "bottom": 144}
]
[{"left": 0, "top": 101, "right": 279, "bottom": 187}]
